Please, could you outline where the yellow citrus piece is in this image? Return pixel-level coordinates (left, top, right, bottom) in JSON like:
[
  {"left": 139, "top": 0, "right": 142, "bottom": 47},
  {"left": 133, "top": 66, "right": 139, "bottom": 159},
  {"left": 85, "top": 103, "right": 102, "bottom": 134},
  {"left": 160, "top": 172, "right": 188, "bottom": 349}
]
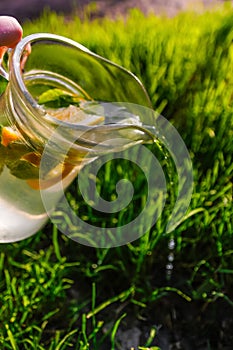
[
  {"left": 1, "top": 126, "right": 20, "bottom": 147},
  {"left": 46, "top": 105, "right": 104, "bottom": 125},
  {"left": 24, "top": 105, "right": 104, "bottom": 190},
  {"left": 21, "top": 152, "right": 41, "bottom": 166},
  {"left": 26, "top": 161, "right": 76, "bottom": 190},
  {"left": 26, "top": 179, "right": 41, "bottom": 190}
]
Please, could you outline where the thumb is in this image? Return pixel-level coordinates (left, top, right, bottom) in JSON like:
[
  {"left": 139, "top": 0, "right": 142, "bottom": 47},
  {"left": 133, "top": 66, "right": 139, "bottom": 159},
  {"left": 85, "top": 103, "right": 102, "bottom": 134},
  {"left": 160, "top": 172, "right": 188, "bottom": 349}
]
[{"left": 0, "top": 16, "right": 23, "bottom": 62}]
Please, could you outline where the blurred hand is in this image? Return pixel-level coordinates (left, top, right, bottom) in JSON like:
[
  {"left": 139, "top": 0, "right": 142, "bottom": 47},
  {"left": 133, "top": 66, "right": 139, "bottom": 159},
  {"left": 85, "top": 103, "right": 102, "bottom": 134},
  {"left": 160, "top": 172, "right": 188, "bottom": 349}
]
[{"left": 0, "top": 16, "right": 22, "bottom": 63}]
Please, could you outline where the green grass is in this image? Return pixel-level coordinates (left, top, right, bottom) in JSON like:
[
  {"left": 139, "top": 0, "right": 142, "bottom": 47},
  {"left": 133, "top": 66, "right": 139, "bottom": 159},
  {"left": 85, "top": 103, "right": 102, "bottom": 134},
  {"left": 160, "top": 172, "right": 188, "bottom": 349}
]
[{"left": 0, "top": 4, "right": 233, "bottom": 349}]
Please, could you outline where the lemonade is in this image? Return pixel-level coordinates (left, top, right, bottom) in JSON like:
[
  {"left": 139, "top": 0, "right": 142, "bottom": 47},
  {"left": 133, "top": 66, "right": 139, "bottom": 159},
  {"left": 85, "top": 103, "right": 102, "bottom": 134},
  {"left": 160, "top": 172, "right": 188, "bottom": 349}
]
[{"left": 0, "top": 86, "right": 107, "bottom": 242}]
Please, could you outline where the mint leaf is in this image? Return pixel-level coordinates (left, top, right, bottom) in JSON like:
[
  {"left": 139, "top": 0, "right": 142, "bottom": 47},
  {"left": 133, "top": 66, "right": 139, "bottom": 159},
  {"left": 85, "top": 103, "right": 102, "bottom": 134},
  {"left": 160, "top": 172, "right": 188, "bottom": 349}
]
[
  {"left": 7, "top": 159, "right": 39, "bottom": 179},
  {"left": 0, "top": 75, "right": 8, "bottom": 96},
  {"left": 38, "top": 88, "right": 85, "bottom": 108},
  {"left": 5, "top": 143, "right": 32, "bottom": 163},
  {"left": 0, "top": 141, "right": 40, "bottom": 180}
]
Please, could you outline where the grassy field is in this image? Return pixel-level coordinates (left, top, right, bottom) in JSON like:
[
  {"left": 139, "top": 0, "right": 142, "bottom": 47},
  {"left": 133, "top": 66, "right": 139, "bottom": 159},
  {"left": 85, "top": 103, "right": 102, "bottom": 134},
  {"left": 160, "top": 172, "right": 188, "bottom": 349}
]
[{"left": 0, "top": 4, "right": 232, "bottom": 349}]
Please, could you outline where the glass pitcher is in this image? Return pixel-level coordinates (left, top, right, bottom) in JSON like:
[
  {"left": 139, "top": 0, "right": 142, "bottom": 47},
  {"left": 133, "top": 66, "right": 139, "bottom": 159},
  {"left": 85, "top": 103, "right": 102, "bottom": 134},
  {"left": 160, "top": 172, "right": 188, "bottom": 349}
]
[{"left": 0, "top": 33, "right": 156, "bottom": 243}]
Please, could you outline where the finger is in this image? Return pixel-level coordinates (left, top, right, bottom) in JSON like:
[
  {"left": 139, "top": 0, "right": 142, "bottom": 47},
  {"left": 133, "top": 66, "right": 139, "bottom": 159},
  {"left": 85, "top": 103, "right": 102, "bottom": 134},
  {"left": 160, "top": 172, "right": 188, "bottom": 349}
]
[
  {"left": 0, "top": 16, "right": 23, "bottom": 49},
  {"left": 0, "top": 46, "right": 7, "bottom": 62}
]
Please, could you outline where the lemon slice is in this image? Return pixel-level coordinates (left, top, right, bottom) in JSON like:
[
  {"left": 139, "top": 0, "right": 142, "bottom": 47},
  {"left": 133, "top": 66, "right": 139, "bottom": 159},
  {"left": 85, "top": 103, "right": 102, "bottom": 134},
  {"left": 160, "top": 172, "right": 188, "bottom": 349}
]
[
  {"left": 1, "top": 126, "right": 20, "bottom": 147},
  {"left": 26, "top": 161, "right": 75, "bottom": 190},
  {"left": 45, "top": 105, "right": 104, "bottom": 125}
]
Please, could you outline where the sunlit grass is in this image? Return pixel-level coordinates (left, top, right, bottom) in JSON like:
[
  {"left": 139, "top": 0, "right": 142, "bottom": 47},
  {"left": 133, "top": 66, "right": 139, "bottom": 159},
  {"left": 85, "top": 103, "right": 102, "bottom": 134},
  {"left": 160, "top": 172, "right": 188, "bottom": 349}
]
[{"left": 0, "top": 4, "right": 232, "bottom": 349}]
